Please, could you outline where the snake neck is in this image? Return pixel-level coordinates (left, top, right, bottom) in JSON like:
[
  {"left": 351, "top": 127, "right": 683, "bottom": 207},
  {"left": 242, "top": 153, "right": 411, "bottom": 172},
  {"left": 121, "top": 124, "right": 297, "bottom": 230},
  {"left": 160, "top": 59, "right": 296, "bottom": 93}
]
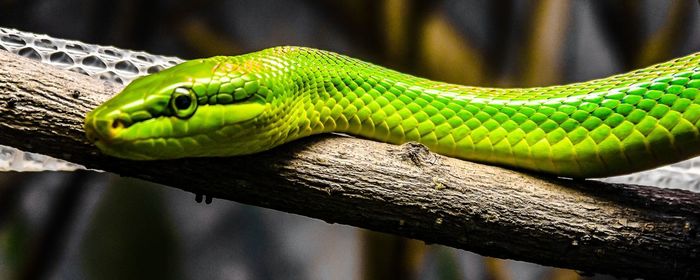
[{"left": 270, "top": 47, "right": 700, "bottom": 177}]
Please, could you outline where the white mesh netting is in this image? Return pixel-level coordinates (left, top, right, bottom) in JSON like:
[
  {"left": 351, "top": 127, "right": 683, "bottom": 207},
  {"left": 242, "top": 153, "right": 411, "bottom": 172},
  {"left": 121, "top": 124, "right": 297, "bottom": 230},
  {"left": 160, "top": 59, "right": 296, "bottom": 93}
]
[
  {"left": 0, "top": 27, "right": 182, "bottom": 171},
  {"left": 1, "top": 27, "right": 699, "bottom": 191}
]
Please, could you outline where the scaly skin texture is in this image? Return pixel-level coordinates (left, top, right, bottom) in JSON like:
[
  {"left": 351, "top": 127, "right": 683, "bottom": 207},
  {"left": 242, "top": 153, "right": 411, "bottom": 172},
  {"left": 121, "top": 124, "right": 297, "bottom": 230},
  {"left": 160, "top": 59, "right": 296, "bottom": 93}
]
[{"left": 84, "top": 46, "right": 700, "bottom": 178}]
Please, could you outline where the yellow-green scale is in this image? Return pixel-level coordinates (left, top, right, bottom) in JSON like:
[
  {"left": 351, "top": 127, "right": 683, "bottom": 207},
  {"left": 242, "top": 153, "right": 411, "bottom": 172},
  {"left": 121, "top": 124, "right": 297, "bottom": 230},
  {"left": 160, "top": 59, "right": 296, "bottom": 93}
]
[{"left": 273, "top": 48, "right": 700, "bottom": 178}]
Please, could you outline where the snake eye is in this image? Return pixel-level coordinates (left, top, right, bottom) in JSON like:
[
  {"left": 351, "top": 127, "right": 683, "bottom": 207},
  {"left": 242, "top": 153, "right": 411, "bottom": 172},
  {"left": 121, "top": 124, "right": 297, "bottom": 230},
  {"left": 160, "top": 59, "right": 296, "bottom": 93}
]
[
  {"left": 170, "top": 87, "right": 197, "bottom": 119},
  {"left": 174, "top": 94, "right": 191, "bottom": 110}
]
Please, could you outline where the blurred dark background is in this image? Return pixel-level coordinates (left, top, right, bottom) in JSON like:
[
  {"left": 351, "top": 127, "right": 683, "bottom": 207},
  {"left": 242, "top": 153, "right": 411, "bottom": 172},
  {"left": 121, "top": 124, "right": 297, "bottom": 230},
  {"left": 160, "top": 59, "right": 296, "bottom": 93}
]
[{"left": 0, "top": 0, "right": 699, "bottom": 279}]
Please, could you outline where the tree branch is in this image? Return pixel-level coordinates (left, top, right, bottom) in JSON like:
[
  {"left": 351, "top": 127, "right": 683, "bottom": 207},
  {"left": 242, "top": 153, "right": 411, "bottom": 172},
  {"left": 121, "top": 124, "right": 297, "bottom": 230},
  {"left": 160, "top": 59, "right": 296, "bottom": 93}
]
[{"left": 0, "top": 50, "right": 698, "bottom": 279}]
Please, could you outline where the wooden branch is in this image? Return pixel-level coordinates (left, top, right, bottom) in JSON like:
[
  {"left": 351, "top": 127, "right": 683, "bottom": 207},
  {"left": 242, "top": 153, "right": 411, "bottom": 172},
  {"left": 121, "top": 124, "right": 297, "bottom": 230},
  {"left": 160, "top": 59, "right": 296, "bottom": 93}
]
[{"left": 0, "top": 50, "right": 698, "bottom": 279}]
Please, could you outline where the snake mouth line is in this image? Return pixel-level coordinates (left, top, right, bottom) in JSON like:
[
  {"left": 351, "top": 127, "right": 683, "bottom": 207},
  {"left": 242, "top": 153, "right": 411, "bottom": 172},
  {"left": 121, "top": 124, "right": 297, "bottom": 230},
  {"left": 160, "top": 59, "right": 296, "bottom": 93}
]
[{"left": 86, "top": 90, "right": 267, "bottom": 145}]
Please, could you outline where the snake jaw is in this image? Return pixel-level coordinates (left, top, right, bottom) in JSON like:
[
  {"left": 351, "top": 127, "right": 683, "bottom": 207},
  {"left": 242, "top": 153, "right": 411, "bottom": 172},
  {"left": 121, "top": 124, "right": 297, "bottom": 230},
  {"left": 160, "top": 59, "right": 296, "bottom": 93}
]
[
  {"left": 91, "top": 141, "right": 152, "bottom": 160},
  {"left": 85, "top": 98, "right": 271, "bottom": 160}
]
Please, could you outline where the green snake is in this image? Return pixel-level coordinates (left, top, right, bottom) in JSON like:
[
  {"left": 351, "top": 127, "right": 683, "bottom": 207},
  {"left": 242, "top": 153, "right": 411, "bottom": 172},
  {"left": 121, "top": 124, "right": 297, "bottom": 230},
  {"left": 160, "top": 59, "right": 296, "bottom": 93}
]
[{"left": 84, "top": 46, "right": 700, "bottom": 178}]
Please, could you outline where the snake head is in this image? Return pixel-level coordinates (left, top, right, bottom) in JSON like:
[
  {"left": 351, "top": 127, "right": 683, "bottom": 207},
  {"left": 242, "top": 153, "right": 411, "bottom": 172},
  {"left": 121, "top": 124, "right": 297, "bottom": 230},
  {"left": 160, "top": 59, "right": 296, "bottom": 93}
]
[{"left": 84, "top": 52, "right": 288, "bottom": 160}]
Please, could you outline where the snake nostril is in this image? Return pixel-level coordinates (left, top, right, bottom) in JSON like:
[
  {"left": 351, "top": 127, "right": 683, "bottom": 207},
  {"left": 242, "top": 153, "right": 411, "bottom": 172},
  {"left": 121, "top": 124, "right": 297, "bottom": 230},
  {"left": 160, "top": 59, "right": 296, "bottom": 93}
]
[
  {"left": 88, "top": 118, "right": 123, "bottom": 142},
  {"left": 111, "top": 119, "right": 127, "bottom": 130}
]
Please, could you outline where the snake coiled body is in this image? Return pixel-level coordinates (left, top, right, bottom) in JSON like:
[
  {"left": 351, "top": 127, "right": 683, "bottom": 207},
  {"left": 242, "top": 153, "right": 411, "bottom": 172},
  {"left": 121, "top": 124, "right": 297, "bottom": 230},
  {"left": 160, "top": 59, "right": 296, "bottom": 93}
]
[{"left": 85, "top": 47, "right": 700, "bottom": 178}]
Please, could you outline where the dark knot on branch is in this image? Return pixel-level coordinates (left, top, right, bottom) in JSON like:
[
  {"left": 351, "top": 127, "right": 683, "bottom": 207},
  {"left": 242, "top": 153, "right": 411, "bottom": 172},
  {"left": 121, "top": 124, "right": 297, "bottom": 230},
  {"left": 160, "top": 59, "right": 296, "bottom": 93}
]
[{"left": 396, "top": 142, "right": 438, "bottom": 167}]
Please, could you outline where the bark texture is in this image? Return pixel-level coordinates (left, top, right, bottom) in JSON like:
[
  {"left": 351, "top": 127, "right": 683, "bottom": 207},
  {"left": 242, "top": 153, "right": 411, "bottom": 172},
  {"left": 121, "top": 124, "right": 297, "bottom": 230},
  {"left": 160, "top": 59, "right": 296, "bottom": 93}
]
[{"left": 0, "top": 50, "right": 698, "bottom": 279}]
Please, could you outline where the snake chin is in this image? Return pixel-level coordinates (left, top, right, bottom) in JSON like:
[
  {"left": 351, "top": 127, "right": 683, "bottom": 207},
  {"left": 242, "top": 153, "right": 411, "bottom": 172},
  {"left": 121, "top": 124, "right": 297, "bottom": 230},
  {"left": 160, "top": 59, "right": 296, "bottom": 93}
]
[{"left": 92, "top": 140, "right": 158, "bottom": 160}]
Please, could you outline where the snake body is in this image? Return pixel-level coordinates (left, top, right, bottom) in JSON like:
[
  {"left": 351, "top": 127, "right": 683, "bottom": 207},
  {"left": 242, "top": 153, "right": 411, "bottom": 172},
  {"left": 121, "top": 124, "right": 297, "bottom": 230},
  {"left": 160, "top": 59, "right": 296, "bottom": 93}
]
[{"left": 85, "top": 47, "right": 700, "bottom": 178}]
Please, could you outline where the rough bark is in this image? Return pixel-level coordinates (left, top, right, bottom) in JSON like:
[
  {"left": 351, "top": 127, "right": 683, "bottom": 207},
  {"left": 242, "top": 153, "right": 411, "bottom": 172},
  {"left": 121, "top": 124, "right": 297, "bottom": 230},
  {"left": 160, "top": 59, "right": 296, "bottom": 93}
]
[{"left": 0, "top": 50, "right": 698, "bottom": 279}]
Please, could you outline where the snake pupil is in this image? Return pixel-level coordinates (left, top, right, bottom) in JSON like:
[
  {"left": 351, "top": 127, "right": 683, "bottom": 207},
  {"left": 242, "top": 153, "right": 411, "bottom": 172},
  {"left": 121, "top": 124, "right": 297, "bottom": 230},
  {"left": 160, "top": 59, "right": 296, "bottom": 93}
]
[{"left": 174, "top": 94, "right": 191, "bottom": 110}]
